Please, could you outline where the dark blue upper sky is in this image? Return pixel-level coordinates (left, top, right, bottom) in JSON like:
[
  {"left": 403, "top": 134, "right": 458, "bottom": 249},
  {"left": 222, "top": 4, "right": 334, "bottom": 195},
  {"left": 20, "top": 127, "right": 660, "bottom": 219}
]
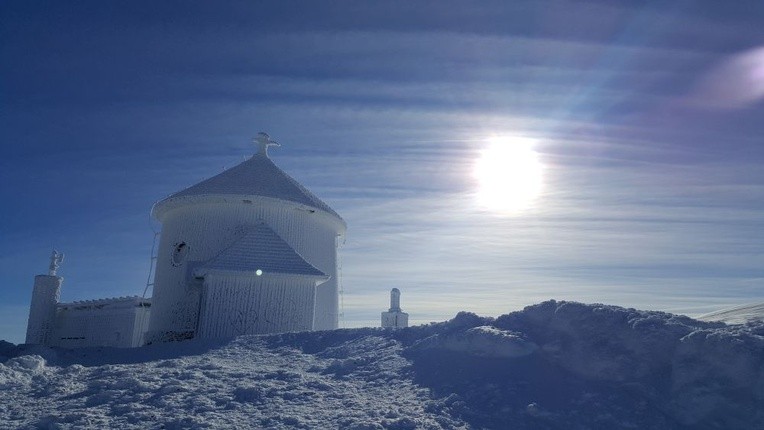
[{"left": 2, "top": 0, "right": 764, "bottom": 343}]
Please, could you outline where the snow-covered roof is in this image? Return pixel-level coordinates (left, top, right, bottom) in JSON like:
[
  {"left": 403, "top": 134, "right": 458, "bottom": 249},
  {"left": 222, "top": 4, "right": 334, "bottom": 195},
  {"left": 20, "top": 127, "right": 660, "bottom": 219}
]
[
  {"left": 160, "top": 152, "right": 341, "bottom": 220},
  {"left": 196, "top": 223, "right": 327, "bottom": 278}
]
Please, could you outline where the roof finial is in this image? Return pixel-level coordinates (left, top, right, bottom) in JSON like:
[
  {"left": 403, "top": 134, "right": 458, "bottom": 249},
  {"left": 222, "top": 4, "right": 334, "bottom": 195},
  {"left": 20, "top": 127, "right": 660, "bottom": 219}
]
[
  {"left": 254, "top": 132, "right": 280, "bottom": 157},
  {"left": 48, "top": 249, "right": 64, "bottom": 276}
]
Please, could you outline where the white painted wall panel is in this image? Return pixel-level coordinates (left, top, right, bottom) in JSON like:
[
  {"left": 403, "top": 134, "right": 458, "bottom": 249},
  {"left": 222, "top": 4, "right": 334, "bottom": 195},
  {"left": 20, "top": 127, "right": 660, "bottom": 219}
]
[
  {"left": 381, "top": 311, "right": 409, "bottom": 329},
  {"left": 53, "top": 301, "right": 151, "bottom": 348},
  {"left": 197, "top": 274, "right": 315, "bottom": 338},
  {"left": 147, "top": 196, "right": 343, "bottom": 341}
]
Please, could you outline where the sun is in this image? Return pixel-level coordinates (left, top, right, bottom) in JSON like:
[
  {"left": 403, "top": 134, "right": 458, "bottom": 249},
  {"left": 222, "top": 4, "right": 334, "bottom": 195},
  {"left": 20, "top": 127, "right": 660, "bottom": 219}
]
[{"left": 473, "top": 137, "right": 543, "bottom": 212}]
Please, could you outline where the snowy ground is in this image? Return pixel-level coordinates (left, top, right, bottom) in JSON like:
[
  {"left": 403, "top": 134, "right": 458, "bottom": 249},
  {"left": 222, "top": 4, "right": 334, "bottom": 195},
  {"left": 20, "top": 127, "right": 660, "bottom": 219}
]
[{"left": 2, "top": 300, "right": 763, "bottom": 429}]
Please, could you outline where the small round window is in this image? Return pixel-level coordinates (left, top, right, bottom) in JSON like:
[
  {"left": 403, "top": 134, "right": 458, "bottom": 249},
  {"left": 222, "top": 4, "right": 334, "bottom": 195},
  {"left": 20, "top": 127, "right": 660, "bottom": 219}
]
[{"left": 171, "top": 242, "right": 189, "bottom": 266}]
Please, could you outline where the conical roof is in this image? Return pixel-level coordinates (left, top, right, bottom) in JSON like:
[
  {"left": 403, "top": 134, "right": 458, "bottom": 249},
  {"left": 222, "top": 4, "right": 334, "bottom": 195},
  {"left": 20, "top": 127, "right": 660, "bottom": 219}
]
[
  {"left": 159, "top": 152, "right": 341, "bottom": 220},
  {"left": 196, "top": 223, "right": 327, "bottom": 278}
]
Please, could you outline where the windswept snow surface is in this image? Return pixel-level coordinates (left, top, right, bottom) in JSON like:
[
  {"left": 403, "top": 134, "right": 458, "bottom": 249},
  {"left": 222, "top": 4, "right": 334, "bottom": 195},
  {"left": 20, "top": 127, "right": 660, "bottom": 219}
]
[
  {"left": 697, "top": 302, "right": 764, "bottom": 325},
  {"left": 2, "top": 300, "right": 763, "bottom": 429}
]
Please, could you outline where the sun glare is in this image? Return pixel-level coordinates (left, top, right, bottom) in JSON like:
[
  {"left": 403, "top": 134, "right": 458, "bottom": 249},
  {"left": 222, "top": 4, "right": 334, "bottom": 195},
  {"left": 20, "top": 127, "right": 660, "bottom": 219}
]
[{"left": 474, "top": 137, "right": 543, "bottom": 213}]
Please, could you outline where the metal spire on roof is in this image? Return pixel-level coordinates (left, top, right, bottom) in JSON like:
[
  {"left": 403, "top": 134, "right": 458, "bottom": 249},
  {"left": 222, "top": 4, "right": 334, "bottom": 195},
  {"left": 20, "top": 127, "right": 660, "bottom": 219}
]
[{"left": 254, "top": 132, "right": 280, "bottom": 157}]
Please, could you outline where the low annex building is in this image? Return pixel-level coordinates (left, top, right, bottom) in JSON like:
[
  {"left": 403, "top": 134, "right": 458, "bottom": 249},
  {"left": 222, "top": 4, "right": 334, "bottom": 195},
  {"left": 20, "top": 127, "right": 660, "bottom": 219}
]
[
  {"left": 25, "top": 252, "right": 151, "bottom": 348},
  {"left": 25, "top": 133, "right": 346, "bottom": 348}
]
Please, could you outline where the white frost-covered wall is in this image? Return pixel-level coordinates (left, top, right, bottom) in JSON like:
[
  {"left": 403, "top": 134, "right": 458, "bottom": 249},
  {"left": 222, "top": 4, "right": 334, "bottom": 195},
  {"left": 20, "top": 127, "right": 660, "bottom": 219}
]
[
  {"left": 148, "top": 200, "right": 341, "bottom": 341},
  {"left": 24, "top": 136, "right": 342, "bottom": 348},
  {"left": 25, "top": 267, "right": 151, "bottom": 348},
  {"left": 147, "top": 146, "right": 345, "bottom": 343},
  {"left": 25, "top": 275, "right": 62, "bottom": 345},
  {"left": 198, "top": 274, "right": 317, "bottom": 338},
  {"left": 53, "top": 297, "right": 151, "bottom": 348}
]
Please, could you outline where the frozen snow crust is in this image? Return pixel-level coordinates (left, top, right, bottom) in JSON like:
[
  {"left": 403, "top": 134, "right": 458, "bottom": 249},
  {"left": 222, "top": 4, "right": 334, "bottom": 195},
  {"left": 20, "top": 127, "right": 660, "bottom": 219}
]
[{"left": 2, "top": 300, "right": 763, "bottom": 429}]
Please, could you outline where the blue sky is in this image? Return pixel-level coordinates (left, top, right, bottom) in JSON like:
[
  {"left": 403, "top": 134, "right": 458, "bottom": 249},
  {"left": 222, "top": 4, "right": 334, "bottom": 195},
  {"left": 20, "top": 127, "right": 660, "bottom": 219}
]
[{"left": 2, "top": 1, "right": 764, "bottom": 343}]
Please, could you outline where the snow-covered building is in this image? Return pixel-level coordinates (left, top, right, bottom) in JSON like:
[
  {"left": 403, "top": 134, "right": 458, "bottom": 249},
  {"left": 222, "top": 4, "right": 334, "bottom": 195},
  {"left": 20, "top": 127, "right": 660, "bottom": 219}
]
[
  {"left": 381, "top": 288, "right": 408, "bottom": 328},
  {"left": 53, "top": 297, "right": 151, "bottom": 348},
  {"left": 25, "top": 252, "right": 151, "bottom": 348},
  {"left": 26, "top": 133, "right": 346, "bottom": 347},
  {"left": 145, "top": 132, "right": 346, "bottom": 342}
]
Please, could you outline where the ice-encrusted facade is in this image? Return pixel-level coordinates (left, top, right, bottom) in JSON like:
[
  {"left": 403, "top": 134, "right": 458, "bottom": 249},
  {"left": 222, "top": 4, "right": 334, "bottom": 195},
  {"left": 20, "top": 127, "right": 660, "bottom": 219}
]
[
  {"left": 146, "top": 133, "right": 346, "bottom": 342},
  {"left": 25, "top": 133, "right": 345, "bottom": 347},
  {"left": 26, "top": 272, "right": 151, "bottom": 348},
  {"left": 53, "top": 296, "right": 151, "bottom": 348},
  {"left": 26, "top": 274, "right": 62, "bottom": 346},
  {"left": 26, "top": 251, "right": 152, "bottom": 348}
]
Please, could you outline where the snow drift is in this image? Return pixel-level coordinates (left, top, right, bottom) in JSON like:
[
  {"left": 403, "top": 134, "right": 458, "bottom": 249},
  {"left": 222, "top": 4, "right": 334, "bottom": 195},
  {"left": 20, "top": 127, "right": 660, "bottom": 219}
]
[{"left": 1, "top": 300, "right": 763, "bottom": 429}]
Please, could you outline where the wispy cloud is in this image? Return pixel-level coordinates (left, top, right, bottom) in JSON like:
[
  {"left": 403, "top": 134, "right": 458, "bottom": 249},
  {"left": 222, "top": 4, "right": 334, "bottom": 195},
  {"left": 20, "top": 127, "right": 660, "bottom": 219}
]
[
  {"left": 315, "top": 140, "right": 764, "bottom": 324},
  {"left": 3, "top": 1, "right": 764, "bottom": 344}
]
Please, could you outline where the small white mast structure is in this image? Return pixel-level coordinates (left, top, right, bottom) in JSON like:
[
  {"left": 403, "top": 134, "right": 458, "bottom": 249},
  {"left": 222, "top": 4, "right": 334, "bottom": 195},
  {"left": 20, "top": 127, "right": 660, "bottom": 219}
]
[
  {"left": 381, "top": 288, "right": 408, "bottom": 328},
  {"left": 48, "top": 250, "right": 64, "bottom": 276}
]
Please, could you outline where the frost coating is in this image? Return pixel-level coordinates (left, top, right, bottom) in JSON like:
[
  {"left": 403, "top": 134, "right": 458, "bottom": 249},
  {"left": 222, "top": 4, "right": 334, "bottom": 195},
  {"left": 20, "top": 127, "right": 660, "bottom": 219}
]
[
  {"left": 25, "top": 275, "right": 61, "bottom": 345},
  {"left": 148, "top": 138, "right": 345, "bottom": 342},
  {"left": 47, "top": 250, "right": 64, "bottom": 276},
  {"left": 25, "top": 136, "right": 344, "bottom": 347},
  {"left": 3, "top": 300, "right": 764, "bottom": 429},
  {"left": 411, "top": 326, "right": 538, "bottom": 358},
  {"left": 26, "top": 272, "right": 152, "bottom": 348}
]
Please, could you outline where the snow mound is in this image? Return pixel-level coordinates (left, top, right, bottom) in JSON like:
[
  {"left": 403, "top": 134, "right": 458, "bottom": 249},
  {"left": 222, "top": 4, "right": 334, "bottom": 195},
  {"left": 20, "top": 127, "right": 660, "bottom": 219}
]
[
  {"left": 698, "top": 302, "right": 764, "bottom": 324},
  {"left": 411, "top": 325, "right": 537, "bottom": 358},
  {"left": 493, "top": 301, "right": 725, "bottom": 381},
  {"left": 6, "top": 354, "right": 46, "bottom": 371},
  {"left": 0, "top": 355, "right": 48, "bottom": 391},
  {"left": 1, "top": 300, "right": 763, "bottom": 429}
]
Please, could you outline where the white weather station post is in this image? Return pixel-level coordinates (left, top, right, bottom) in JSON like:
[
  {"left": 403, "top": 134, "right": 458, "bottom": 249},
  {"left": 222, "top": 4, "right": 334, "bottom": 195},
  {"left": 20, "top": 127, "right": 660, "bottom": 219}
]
[{"left": 381, "top": 288, "right": 408, "bottom": 328}]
